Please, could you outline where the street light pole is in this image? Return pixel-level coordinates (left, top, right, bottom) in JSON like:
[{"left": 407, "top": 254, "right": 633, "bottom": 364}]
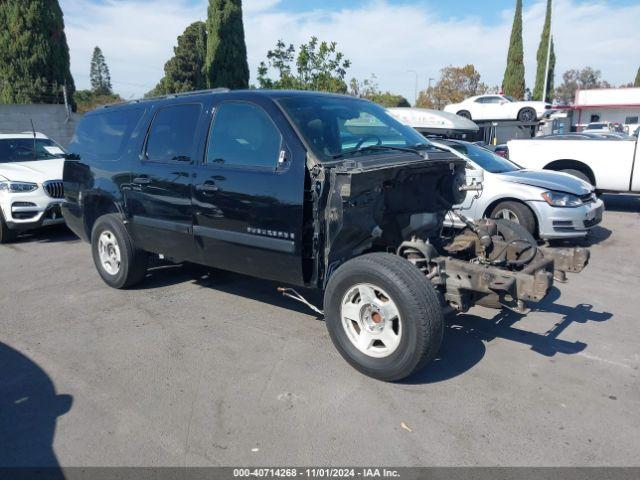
[{"left": 407, "top": 70, "right": 418, "bottom": 106}]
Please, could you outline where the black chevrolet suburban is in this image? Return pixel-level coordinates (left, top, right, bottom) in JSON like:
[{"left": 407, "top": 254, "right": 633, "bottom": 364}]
[{"left": 62, "top": 89, "right": 588, "bottom": 381}]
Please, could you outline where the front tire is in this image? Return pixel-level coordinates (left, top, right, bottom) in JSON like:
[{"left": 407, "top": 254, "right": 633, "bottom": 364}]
[
  {"left": 490, "top": 201, "right": 537, "bottom": 237},
  {"left": 91, "top": 214, "right": 148, "bottom": 289},
  {"left": 561, "top": 168, "right": 592, "bottom": 185},
  {"left": 0, "top": 212, "right": 16, "bottom": 244},
  {"left": 518, "top": 108, "right": 537, "bottom": 123},
  {"left": 324, "top": 253, "right": 444, "bottom": 382}
]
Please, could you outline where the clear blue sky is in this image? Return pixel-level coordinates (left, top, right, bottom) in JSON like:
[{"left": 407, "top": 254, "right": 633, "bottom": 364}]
[{"left": 247, "top": 0, "right": 640, "bottom": 22}]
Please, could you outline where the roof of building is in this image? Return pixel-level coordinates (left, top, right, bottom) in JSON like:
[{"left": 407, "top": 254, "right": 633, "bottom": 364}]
[{"left": 574, "top": 87, "right": 640, "bottom": 109}]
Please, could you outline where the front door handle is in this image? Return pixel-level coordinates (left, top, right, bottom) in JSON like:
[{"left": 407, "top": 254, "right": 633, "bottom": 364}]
[
  {"left": 196, "top": 181, "right": 219, "bottom": 193},
  {"left": 133, "top": 176, "right": 151, "bottom": 185}
]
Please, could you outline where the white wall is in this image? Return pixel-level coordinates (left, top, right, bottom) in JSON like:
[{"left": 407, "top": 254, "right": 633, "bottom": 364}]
[{"left": 572, "top": 108, "right": 640, "bottom": 127}]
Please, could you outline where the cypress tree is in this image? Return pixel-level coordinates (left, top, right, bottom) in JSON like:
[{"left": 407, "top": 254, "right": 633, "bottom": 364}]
[
  {"left": 205, "top": 0, "right": 250, "bottom": 90},
  {"left": 634, "top": 67, "right": 640, "bottom": 87},
  {"left": 90, "top": 46, "right": 112, "bottom": 95},
  {"left": 502, "top": 0, "right": 525, "bottom": 99},
  {"left": 148, "top": 22, "right": 208, "bottom": 96},
  {"left": 0, "top": 0, "right": 75, "bottom": 104},
  {"left": 533, "top": 0, "right": 555, "bottom": 101}
]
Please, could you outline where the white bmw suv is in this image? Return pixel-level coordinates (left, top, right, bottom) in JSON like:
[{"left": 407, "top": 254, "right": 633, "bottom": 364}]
[{"left": 0, "top": 132, "right": 67, "bottom": 243}]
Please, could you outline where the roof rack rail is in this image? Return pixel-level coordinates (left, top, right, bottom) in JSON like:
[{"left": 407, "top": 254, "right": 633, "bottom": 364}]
[{"left": 102, "top": 88, "right": 231, "bottom": 108}]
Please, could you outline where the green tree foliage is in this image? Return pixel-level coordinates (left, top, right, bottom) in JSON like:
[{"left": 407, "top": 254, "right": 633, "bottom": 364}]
[
  {"left": 0, "top": 0, "right": 75, "bottom": 105},
  {"left": 635, "top": 66, "right": 640, "bottom": 87},
  {"left": 350, "top": 75, "right": 410, "bottom": 107},
  {"left": 90, "top": 46, "right": 112, "bottom": 95},
  {"left": 257, "top": 37, "right": 351, "bottom": 93},
  {"left": 206, "top": 0, "right": 249, "bottom": 90},
  {"left": 416, "top": 65, "right": 489, "bottom": 109},
  {"left": 502, "top": 0, "right": 525, "bottom": 100},
  {"left": 147, "top": 22, "right": 208, "bottom": 97},
  {"left": 74, "top": 90, "right": 122, "bottom": 113},
  {"left": 555, "top": 67, "right": 611, "bottom": 104},
  {"left": 533, "top": 0, "right": 556, "bottom": 101}
]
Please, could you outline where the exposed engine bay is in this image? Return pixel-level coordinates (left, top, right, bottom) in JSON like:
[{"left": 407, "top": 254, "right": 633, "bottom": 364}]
[{"left": 317, "top": 152, "right": 589, "bottom": 313}]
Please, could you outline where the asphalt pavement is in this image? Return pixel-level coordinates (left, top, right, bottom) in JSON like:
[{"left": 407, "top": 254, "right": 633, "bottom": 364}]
[{"left": 1, "top": 194, "right": 639, "bottom": 467}]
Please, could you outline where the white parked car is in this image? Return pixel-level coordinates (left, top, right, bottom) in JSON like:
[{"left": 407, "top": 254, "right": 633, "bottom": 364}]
[
  {"left": 582, "top": 122, "right": 622, "bottom": 134},
  {"left": 444, "top": 95, "right": 551, "bottom": 123},
  {"left": 431, "top": 140, "right": 604, "bottom": 240},
  {"left": 508, "top": 134, "right": 640, "bottom": 193},
  {"left": 386, "top": 107, "right": 479, "bottom": 137},
  {"left": 0, "top": 132, "right": 67, "bottom": 243}
]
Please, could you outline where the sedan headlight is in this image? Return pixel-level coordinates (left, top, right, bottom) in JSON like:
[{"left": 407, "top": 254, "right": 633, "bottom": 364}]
[
  {"left": 541, "top": 191, "right": 583, "bottom": 207},
  {"left": 0, "top": 181, "right": 39, "bottom": 193}
]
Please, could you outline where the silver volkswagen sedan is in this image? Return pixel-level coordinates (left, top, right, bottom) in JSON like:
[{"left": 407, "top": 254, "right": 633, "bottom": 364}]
[{"left": 432, "top": 139, "right": 605, "bottom": 240}]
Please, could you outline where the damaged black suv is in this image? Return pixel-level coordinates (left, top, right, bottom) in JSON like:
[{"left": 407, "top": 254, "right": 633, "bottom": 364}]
[{"left": 62, "top": 89, "right": 589, "bottom": 381}]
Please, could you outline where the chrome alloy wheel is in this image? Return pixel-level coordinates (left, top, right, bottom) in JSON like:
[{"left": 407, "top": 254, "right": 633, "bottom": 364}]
[
  {"left": 341, "top": 284, "right": 402, "bottom": 358},
  {"left": 98, "top": 230, "right": 121, "bottom": 275},
  {"left": 494, "top": 208, "right": 520, "bottom": 223}
]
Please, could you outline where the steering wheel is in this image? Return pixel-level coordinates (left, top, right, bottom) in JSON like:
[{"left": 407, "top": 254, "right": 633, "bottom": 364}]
[{"left": 354, "top": 135, "right": 382, "bottom": 150}]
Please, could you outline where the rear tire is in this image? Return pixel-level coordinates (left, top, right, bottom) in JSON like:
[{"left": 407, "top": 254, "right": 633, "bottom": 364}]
[
  {"left": 490, "top": 201, "right": 537, "bottom": 237},
  {"left": 324, "top": 253, "right": 444, "bottom": 382},
  {"left": 91, "top": 214, "right": 148, "bottom": 289},
  {"left": 457, "top": 110, "right": 472, "bottom": 120},
  {"left": 0, "top": 212, "right": 17, "bottom": 244},
  {"left": 518, "top": 107, "right": 537, "bottom": 123},
  {"left": 561, "top": 168, "right": 592, "bottom": 185}
]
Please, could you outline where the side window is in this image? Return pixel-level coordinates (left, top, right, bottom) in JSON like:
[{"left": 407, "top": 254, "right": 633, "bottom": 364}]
[
  {"left": 69, "top": 107, "right": 145, "bottom": 162},
  {"left": 145, "top": 104, "right": 202, "bottom": 163},
  {"left": 206, "top": 102, "right": 282, "bottom": 168},
  {"left": 474, "top": 97, "right": 487, "bottom": 104}
]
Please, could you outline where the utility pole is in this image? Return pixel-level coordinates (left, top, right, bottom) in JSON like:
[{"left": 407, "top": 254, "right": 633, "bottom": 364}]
[{"left": 62, "top": 83, "right": 71, "bottom": 123}]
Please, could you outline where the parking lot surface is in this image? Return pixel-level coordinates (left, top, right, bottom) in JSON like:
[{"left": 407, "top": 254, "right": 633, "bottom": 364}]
[{"left": 1, "top": 195, "right": 639, "bottom": 467}]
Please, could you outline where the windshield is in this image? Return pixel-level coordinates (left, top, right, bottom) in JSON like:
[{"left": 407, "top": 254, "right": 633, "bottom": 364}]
[
  {"left": 0, "top": 138, "right": 66, "bottom": 164},
  {"left": 277, "top": 95, "right": 432, "bottom": 161},
  {"left": 447, "top": 142, "right": 520, "bottom": 173}
]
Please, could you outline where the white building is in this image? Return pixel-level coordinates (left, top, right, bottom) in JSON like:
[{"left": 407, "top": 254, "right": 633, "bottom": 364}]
[{"left": 572, "top": 87, "right": 640, "bottom": 132}]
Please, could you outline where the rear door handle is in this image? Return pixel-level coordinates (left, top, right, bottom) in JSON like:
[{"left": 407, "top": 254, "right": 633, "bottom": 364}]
[
  {"left": 196, "top": 181, "right": 219, "bottom": 193},
  {"left": 133, "top": 176, "right": 151, "bottom": 185}
]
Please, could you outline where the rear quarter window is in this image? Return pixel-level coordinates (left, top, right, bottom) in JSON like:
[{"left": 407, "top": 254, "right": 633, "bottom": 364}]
[{"left": 69, "top": 107, "right": 145, "bottom": 162}]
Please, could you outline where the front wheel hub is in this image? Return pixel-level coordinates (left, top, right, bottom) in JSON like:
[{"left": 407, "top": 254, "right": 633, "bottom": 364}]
[{"left": 341, "top": 283, "right": 402, "bottom": 358}]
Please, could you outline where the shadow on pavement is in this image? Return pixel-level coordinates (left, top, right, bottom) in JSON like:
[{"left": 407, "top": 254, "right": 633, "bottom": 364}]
[
  {"left": 137, "top": 262, "right": 323, "bottom": 317},
  {"left": 130, "top": 263, "right": 613, "bottom": 385},
  {"left": 405, "top": 287, "right": 613, "bottom": 384},
  {"left": 7, "top": 225, "right": 78, "bottom": 245},
  {"left": 0, "top": 341, "right": 72, "bottom": 475}
]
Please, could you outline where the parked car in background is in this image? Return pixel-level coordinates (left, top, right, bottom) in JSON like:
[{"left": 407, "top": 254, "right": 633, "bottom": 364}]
[
  {"left": 582, "top": 122, "right": 626, "bottom": 134},
  {"left": 0, "top": 132, "right": 66, "bottom": 243},
  {"left": 386, "top": 107, "right": 478, "bottom": 138},
  {"left": 508, "top": 134, "right": 640, "bottom": 193},
  {"left": 443, "top": 95, "right": 551, "bottom": 123},
  {"left": 431, "top": 140, "right": 604, "bottom": 240}
]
